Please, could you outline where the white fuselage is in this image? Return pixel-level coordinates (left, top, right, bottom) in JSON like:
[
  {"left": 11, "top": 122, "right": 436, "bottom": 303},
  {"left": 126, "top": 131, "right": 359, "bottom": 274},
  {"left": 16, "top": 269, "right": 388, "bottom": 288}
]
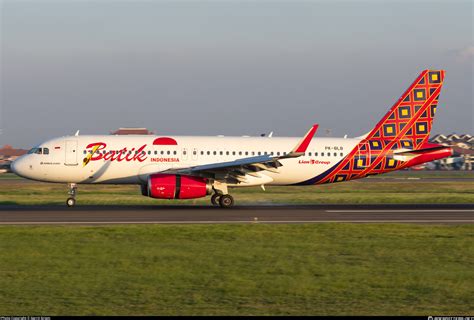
[{"left": 12, "top": 135, "right": 361, "bottom": 186}]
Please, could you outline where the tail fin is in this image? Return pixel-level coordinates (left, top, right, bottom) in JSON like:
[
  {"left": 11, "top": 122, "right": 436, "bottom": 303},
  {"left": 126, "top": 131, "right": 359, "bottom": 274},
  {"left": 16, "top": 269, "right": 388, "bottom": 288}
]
[{"left": 366, "top": 70, "right": 445, "bottom": 150}]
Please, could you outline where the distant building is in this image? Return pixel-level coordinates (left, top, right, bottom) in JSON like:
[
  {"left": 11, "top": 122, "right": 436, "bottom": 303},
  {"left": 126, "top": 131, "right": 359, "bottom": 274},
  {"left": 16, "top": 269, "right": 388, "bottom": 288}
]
[
  {"left": 429, "top": 133, "right": 473, "bottom": 170},
  {"left": 110, "top": 128, "right": 154, "bottom": 135},
  {"left": 0, "top": 145, "right": 27, "bottom": 160},
  {"left": 0, "top": 145, "right": 28, "bottom": 173}
]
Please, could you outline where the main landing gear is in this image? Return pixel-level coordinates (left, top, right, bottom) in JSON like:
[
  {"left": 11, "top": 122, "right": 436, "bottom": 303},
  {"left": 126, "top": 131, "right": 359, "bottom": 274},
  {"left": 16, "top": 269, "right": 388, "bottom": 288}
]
[
  {"left": 211, "top": 194, "right": 220, "bottom": 206},
  {"left": 211, "top": 193, "right": 234, "bottom": 208},
  {"left": 66, "top": 183, "right": 77, "bottom": 207}
]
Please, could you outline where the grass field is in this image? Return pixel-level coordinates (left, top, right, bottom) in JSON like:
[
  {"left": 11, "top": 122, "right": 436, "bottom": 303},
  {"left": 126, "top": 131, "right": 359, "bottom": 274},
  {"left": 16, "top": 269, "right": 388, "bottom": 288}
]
[
  {"left": 0, "top": 171, "right": 473, "bottom": 205},
  {"left": 0, "top": 224, "right": 473, "bottom": 315},
  {"left": 1, "top": 171, "right": 472, "bottom": 315}
]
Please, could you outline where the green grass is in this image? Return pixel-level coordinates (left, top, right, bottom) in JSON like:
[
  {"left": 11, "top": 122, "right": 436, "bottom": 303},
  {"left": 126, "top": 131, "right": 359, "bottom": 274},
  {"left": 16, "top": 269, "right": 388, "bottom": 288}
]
[
  {"left": 367, "top": 170, "right": 474, "bottom": 179},
  {"left": 1, "top": 178, "right": 473, "bottom": 205},
  {"left": 0, "top": 224, "right": 472, "bottom": 315}
]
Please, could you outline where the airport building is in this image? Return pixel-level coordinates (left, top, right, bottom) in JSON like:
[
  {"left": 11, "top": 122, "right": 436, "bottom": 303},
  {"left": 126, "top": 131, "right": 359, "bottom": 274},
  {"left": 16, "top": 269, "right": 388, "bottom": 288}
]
[
  {"left": 0, "top": 145, "right": 28, "bottom": 173},
  {"left": 429, "top": 134, "right": 474, "bottom": 170},
  {"left": 110, "top": 127, "right": 154, "bottom": 135}
]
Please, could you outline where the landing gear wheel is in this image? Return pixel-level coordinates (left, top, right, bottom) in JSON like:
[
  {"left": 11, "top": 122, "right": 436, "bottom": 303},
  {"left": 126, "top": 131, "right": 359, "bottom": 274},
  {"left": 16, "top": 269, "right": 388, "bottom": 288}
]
[
  {"left": 211, "top": 194, "right": 220, "bottom": 206},
  {"left": 219, "top": 194, "right": 234, "bottom": 208},
  {"left": 67, "top": 183, "right": 77, "bottom": 207},
  {"left": 66, "top": 197, "right": 76, "bottom": 207}
]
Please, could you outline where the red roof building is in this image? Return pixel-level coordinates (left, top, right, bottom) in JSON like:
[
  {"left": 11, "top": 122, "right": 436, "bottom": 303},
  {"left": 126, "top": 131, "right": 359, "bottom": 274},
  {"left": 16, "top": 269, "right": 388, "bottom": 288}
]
[
  {"left": 0, "top": 145, "right": 27, "bottom": 158},
  {"left": 110, "top": 128, "right": 154, "bottom": 135}
]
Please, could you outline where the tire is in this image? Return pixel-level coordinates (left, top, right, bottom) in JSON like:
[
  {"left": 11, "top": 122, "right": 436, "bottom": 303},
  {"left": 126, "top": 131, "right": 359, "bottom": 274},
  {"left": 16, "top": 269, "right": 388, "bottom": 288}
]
[
  {"left": 219, "top": 194, "right": 234, "bottom": 208},
  {"left": 211, "top": 194, "right": 220, "bottom": 206},
  {"left": 66, "top": 197, "right": 76, "bottom": 207}
]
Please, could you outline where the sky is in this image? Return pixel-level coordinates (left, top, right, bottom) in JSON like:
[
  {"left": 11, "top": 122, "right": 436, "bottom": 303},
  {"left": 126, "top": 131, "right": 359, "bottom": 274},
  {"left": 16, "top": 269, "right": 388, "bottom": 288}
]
[{"left": 1, "top": 0, "right": 472, "bottom": 148}]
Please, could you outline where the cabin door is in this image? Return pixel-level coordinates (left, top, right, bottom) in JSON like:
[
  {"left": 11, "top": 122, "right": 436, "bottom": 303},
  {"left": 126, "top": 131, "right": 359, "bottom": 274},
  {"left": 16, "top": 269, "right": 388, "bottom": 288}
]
[{"left": 65, "top": 140, "right": 78, "bottom": 166}]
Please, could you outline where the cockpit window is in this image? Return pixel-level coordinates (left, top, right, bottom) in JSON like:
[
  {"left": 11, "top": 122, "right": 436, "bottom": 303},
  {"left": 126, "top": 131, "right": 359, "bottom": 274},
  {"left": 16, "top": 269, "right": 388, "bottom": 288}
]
[
  {"left": 27, "top": 147, "right": 49, "bottom": 155},
  {"left": 28, "top": 148, "right": 42, "bottom": 154}
]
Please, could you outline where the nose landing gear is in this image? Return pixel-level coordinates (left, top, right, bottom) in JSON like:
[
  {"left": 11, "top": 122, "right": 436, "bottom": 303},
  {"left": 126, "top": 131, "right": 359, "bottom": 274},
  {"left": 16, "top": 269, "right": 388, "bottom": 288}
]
[{"left": 66, "top": 183, "right": 77, "bottom": 207}]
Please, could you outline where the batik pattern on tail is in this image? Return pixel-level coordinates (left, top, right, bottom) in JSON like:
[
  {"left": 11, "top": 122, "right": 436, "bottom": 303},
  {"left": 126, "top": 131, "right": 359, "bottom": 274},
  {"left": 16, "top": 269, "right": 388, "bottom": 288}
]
[{"left": 299, "top": 70, "right": 445, "bottom": 185}]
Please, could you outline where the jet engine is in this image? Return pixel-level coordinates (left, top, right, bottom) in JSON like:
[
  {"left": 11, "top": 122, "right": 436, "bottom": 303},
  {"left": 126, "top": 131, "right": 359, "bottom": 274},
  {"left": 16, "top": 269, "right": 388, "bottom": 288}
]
[{"left": 146, "top": 174, "right": 212, "bottom": 199}]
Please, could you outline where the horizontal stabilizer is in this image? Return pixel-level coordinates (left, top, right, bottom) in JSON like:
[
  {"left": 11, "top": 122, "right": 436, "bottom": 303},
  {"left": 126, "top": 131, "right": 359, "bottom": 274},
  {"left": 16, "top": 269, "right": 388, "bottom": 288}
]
[{"left": 392, "top": 144, "right": 452, "bottom": 162}]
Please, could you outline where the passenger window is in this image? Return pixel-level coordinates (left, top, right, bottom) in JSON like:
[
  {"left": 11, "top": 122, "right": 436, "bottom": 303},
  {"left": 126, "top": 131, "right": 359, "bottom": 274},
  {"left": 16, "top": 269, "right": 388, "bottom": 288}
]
[
  {"left": 220, "top": 151, "right": 223, "bottom": 155},
  {"left": 43, "top": 148, "right": 49, "bottom": 155},
  {"left": 232, "top": 151, "right": 236, "bottom": 155},
  {"left": 167, "top": 151, "right": 170, "bottom": 155},
  {"left": 201, "top": 151, "right": 204, "bottom": 155},
  {"left": 245, "top": 151, "right": 248, "bottom": 156},
  {"left": 173, "top": 151, "right": 177, "bottom": 155},
  {"left": 239, "top": 151, "right": 242, "bottom": 155},
  {"left": 277, "top": 152, "right": 281, "bottom": 156},
  {"left": 226, "top": 151, "right": 229, "bottom": 155},
  {"left": 334, "top": 152, "right": 337, "bottom": 157},
  {"left": 213, "top": 151, "right": 217, "bottom": 155},
  {"left": 321, "top": 152, "right": 324, "bottom": 157},
  {"left": 258, "top": 152, "right": 261, "bottom": 155},
  {"left": 193, "top": 150, "right": 197, "bottom": 155},
  {"left": 183, "top": 150, "right": 187, "bottom": 155},
  {"left": 252, "top": 151, "right": 255, "bottom": 156},
  {"left": 308, "top": 152, "right": 312, "bottom": 156},
  {"left": 207, "top": 151, "right": 210, "bottom": 155},
  {"left": 340, "top": 152, "right": 343, "bottom": 157},
  {"left": 315, "top": 152, "right": 318, "bottom": 156}
]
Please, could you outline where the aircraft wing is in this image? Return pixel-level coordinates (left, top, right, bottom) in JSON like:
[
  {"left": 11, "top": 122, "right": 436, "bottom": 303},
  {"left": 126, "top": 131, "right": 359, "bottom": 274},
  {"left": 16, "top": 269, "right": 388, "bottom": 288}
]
[{"left": 162, "top": 124, "right": 318, "bottom": 183}]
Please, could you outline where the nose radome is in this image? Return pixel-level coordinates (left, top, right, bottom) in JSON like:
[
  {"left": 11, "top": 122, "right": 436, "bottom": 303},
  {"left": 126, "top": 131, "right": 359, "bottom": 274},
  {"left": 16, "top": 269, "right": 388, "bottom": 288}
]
[
  {"left": 11, "top": 157, "right": 26, "bottom": 178},
  {"left": 10, "top": 159, "right": 18, "bottom": 175}
]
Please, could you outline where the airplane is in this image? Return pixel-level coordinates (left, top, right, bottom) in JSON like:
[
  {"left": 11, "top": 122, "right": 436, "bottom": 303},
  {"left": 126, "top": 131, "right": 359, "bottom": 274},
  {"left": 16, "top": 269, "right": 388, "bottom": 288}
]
[{"left": 11, "top": 70, "right": 452, "bottom": 208}]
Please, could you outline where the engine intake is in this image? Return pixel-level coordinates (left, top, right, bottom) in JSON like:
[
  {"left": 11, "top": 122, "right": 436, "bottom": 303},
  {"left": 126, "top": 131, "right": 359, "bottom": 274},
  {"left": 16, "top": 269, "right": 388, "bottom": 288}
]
[{"left": 147, "top": 174, "right": 212, "bottom": 199}]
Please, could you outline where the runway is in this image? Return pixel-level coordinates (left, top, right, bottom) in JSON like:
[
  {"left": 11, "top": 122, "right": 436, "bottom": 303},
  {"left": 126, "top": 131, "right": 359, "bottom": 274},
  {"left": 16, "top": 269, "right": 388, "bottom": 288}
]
[{"left": 0, "top": 204, "right": 473, "bottom": 225}]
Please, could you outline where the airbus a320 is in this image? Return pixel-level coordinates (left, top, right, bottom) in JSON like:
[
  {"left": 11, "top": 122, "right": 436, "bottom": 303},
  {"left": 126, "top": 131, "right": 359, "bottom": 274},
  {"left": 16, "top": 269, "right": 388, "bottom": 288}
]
[{"left": 11, "top": 70, "right": 452, "bottom": 208}]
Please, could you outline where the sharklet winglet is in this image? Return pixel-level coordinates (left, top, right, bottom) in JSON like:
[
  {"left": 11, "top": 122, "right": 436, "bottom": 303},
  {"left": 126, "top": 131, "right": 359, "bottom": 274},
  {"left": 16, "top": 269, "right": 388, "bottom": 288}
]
[{"left": 283, "top": 124, "right": 318, "bottom": 158}]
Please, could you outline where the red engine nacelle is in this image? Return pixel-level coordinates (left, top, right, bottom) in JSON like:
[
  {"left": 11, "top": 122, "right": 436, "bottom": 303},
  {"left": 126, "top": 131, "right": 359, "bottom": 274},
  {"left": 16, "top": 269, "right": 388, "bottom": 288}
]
[{"left": 147, "top": 174, "right": 212, "bottom": 199}]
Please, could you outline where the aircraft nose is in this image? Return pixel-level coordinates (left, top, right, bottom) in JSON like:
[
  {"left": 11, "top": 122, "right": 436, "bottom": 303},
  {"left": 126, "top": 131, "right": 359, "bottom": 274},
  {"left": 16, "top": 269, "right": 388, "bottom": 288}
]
[
  {"left": 10, "top": 159, "right": 18, "bottom": 175},
  {"left": 11, "top": 157, "right": 27, "bottom": 178}
]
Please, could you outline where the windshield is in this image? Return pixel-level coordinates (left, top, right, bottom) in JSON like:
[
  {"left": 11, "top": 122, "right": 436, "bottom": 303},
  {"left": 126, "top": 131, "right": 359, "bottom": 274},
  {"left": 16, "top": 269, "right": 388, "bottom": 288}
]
[
  {"left": 28, "top": 148, "right": 42, "bottom": 154},
  {"left": 27, "top": 147, "right": 49, "bottom": 155}
]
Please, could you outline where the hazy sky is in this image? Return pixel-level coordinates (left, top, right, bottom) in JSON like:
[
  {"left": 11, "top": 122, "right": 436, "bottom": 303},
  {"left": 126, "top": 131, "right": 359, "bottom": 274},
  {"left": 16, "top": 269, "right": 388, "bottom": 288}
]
[{"left": 1, "top": 0, "right": 472, "bottom": 148}]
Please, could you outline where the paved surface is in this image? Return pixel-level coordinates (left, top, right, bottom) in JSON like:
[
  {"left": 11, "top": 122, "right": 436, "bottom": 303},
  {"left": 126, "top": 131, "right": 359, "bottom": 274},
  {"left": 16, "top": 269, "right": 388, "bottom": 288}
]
[{"left": 0, "top": 204, "right": 473, "bottom": 225}]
